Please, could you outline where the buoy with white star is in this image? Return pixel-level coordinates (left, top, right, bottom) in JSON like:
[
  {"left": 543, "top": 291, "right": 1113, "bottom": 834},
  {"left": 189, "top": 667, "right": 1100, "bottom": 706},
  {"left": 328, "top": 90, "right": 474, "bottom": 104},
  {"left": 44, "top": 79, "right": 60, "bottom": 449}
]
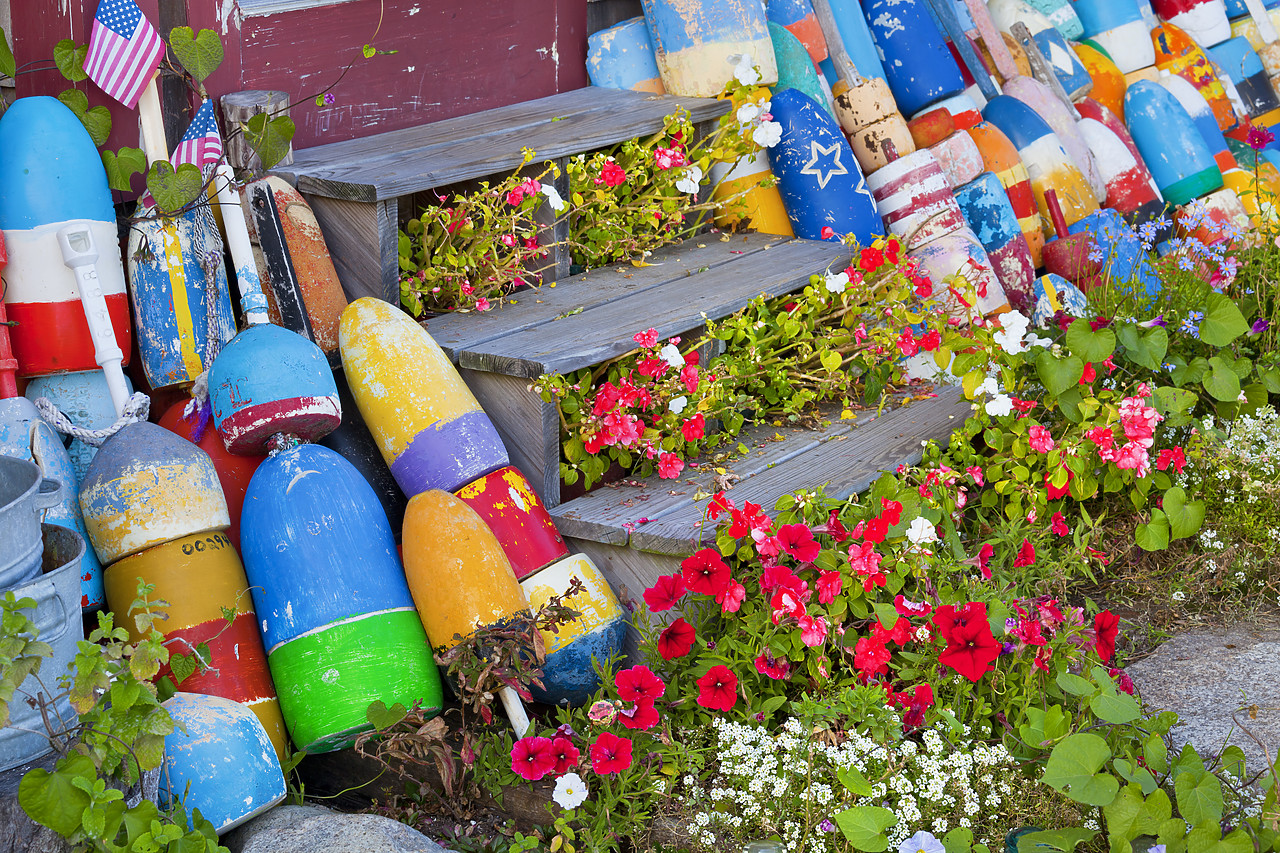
[{"left": 766, "top": 87, "right": 882, "bottom": 244}]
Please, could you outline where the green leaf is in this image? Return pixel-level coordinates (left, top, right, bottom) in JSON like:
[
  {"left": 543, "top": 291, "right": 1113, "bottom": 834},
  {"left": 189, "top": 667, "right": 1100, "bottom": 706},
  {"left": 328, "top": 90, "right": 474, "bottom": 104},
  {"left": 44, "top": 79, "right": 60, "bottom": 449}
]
[
  {"left": 1144, "top": 734, "right": 1170, "bottom": 775},
  {"left": 169, "top": 651, "right": 198, "bottom": 686},
  {"left": 1118, "top": 324, "right": 1168, "bottom": 370},
  {"left": 838, "top": 766, "right": 873, "bottom": 796},
  {"left": 1066, "top": 319, "right": 1116, "bottom": 363},
  {"left": 1136, "top": 510, "right": 1170, "bottom": 552},
  {"left": 56, "top": 89, "right": 112, "bottom": 146},
  {"left": 145, "top": 161, "right": 205, "bottom": 214},
  {"left": 18, "top": 753, "right": 96, "bottom": 836},
  {"left": 1018, "top": 829, "right": 1098, "bottom": 853},
  {"left": 1020, "top": 704, "right": 1071, "bottom": 747},
  {"left": 1203, "top": 357, "right": 1242, "bottom": 402},
  {"left": 1153, "top": 386, "right": 1197, "bottom": 422},
  {"left": 101, "top": 147, "right": 147, "bottom": 192},
  {"left": 1199, "top": 292, "right": 1249, "bottom": 347},
  {"left": 168, "top": 27, "right": 224, "bottom": 82},
  {"left": 1041, "top": 732, "right": 1122, "bottom": 806},
  {"left": 1175, "top": 771, "right": 1224, "bottom": 827},
  {"left": 821, "top": 349, "right": 843, "bottom": 373},
  {"left": 834, "top": 805, "right": 896, "bottom": 851},
  {"left": 1091, "top": 690, "right": 1141, "bottom": 724},
  {"left": 1104, "top": 784, "right": 1172, "bottom": 851},
  {"left": 943, "top": 827, "right": 974, "bottom": 853},
  {"left": 1036, "top": 350, "right": 1086, "bottom": 397},
  {"left": 366, "top": 699, "right": 408, "bottom": 730},
  {"left": 54, "top": 39, "right": 88, "bottom": 82},
  {"left": 241, "top": 112, "right": 296, "bottom": 170},
  {"left": 1056, "top": 672, "right": 1095, "bottom": 696},
  {"left": 362, "top": 43, "right": 377, "bottom": 58},
  {"left": 0, "top": 27, "right": 15, "bottom": 79},
  {"left": 1163, "top": 487, "right": 1205, "bottom": 540}
]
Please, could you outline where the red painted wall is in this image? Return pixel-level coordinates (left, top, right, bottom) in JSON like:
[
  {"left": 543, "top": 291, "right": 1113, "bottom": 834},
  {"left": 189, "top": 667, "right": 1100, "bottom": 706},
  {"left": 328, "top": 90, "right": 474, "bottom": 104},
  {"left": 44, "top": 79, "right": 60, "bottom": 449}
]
[{"left": 13, "top": 0, "right": 589, "bottom": 152}]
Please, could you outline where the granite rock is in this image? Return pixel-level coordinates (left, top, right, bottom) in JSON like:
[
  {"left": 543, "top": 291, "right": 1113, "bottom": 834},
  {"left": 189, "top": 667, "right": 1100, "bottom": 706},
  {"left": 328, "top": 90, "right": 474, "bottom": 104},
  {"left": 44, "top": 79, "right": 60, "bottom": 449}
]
[{"left": 223, "top": 803, "right": 451, "bottom": 853}]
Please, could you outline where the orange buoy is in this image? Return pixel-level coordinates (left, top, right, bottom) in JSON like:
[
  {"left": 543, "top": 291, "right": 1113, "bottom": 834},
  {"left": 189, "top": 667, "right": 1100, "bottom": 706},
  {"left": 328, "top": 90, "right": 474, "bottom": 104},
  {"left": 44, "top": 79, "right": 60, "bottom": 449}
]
[
  {"left": 1153, "top": 21, "right": 1244, "bottom": 131},
  {"left": 1074, "top": 43, "right": 1128, "bottom": 121}
]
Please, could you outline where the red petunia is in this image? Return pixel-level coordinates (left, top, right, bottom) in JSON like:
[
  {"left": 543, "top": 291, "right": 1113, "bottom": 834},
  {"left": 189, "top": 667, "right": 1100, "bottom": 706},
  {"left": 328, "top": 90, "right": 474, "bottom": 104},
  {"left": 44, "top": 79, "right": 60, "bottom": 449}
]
[
  {"left": 1094, "top": 610, "right": 1120, "bottom": 663},
  {"left": 615, "top": 665, "right": 665, "bottom": 703},
  {"left": 681, "top": 413, "right": 706, "bottom": 442},
  {"left": 758, "top": 563, "right": 806, "bottom": 597},
  {"left": 873, "top": 616, "right": 914, "bottom": 645},
  {"left": 658, "top": 618, "right": 696, "bottom": 660},
  {"left": 510, "top": 736, "right": 557, "bottom": 781},
  {"left": 590, "top": 731, "right": 633, "bottom": 774},
  {"left": 681, "top": 548, "right": 732, "bottom": 596},
  {"left": 937, "top": 619, "right": 1002, "bottom": 682},
  {"left": 777, "top": 523, "right": 821, "bottom": 563},
  {"left": 550, "top": 736, "right": 580, "bottom": 775},
  {"left": 696, "top": 665, "right": 738, "bottom": 711},
  {"left": 976, "top": 542, "right": 994, "bottom": 580},
  {"left": 854, "top": 635, "right": 891, "bottom": 675},
  {"left": 880, "top": 498, "right": 903, "bottom": 526},
  {"left": 894, "top": 595, "right": 932, "bottom": 618},
  {"left": 618, "top": 699, "right": 660, "bottom": 731},
  {"left": 643, "top": 574, "right": 686, "bottom": 612},
  {"left": 919, "top": 329, "right": 942, "bottom": 351},
  {"left": 816, "top": 570, "right": 843, "bottom": 604},
  {"left": 896, "top": 683, "right": 933, "bottom": 729},
  {"left": 932, "top": 601, "right": 988, "bottom": 642},
  {"left": 1013, "top": 539, "right": 1036, "bottom": 567},
  {"left": 754, "top": 651, "right": 791, "bottom": 680},
  {"left": 716, "top": 580, "right": 746, "bottom": 613},
  {"left": 1051, "top": 512, "right": 1069, "bottom": 537}
]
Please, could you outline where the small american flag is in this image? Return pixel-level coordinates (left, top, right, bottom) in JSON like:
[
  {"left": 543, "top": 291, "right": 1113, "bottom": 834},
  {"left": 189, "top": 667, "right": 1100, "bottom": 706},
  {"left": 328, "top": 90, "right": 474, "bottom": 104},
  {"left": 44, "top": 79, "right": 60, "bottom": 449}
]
[
  {"left": 172, "top": 99, "right": 224, "bottom": 170},
  {"left": 84, "top": 0, "right": 165, "bottom": 110}
]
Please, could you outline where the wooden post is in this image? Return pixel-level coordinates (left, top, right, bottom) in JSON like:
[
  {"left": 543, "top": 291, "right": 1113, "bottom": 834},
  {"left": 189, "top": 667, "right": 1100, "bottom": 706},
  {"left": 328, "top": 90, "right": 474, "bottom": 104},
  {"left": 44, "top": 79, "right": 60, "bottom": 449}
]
[{"left": 220, "top": 90, "right": 294, "bottom": 179}]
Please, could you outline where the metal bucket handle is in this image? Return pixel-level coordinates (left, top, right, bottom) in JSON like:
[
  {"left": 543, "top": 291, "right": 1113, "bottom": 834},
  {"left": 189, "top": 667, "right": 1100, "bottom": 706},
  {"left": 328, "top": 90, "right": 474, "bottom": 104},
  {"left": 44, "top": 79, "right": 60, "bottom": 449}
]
[
  {"left": 34, "top": 477, "right": 64, "bottom": 512},
  {"left": 23, "top": 578, "right": 74, "bottom": 642}
]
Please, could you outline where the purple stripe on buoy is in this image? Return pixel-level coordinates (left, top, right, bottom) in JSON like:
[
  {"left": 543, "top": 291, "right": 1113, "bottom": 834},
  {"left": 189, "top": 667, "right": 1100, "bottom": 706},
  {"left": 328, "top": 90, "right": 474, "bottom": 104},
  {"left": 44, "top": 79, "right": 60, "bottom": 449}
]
[{"left": 389, "top": 410, "right": 510, "bottom": 497}]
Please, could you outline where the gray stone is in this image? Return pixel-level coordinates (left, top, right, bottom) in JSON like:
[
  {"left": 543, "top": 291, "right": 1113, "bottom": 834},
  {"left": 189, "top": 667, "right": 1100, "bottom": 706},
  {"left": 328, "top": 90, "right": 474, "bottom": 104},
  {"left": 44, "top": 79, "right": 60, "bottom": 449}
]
[
  {"left": 1128, "top": 626, "right": 1280, "bottom": 774},
  {"left": 0, "top": 754, "right": 72, "bottom": 853},
  {"left": 223, "top": 804, "right": 452, "bottom": 853}
]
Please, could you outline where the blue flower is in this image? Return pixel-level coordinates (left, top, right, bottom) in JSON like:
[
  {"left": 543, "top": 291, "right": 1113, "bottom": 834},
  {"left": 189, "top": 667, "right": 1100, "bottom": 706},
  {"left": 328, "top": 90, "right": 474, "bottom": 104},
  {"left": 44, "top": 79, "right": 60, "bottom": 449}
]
[
  {"left": 1177, "top": 256, "right": 1195, "bottom": 271},
  {"left": 1189, "top": 311, "right": 1204, "bottom": 322},
  {"left": 1180, "top": 317, "right": 1200, "bottom": 338}
]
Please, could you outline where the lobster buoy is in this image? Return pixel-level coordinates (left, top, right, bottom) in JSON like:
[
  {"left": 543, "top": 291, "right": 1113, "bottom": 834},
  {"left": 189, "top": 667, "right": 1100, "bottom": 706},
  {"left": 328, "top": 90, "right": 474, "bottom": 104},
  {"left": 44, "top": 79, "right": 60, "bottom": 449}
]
[
  {"left": 967, "top": 120, "right": 1045, "bottom": 266},
  {"left": 771, "top": 21, "right": 833, "bottom": 116},
  {"left": 1228, "top": 8, "right": 1280, "bottom": 77},
  {"left": 1068, "top": 209, "right": 1162, "bottom": 296},
  {"left": 929, "top": 129, "right": 985, "bottom": 189},
  {"left": 926, "top": 92, "right": 984, "bottom": 130},
  {"left": 987, "top": 0, "right": 1093, "bottom": 98},
  {"left": 865, "top": 149, "right": 967, "bottom": 248},
  {"left": 1002, "top": 75, "right": 1106, "bottom": 202},
  {"left": 909, "top": 230, "right": 1008, "bottom": 317},
  {"left": 587, "top": 17, "right": 666, "bottom": 93},
  {"left": 1031, "top": 272, "right": 1090, "bottom": 327},
  {"left": 834, "top": 78, "right": 916, "bottom": 175},
  {"left": 953, "top": 171, "right": 1037, "bottom": 313},
  {"left": 240, "top": 442, "right": 443, "bottom": 753},
  {"left": 1177, "top": 186, "right": 1251, "bottom": 245},
  {"left": 640, "top": 0, "right": 778, "bottom": 96},
  {"left": 339, "top": 297, "right": 509, "bottom": 498},
  {"left": 1207, "top": 37, "right": 1280, "bottom": 128},
  {"left": 1025, "top": 0, "right": 1084, "bottom": 40},
  {"left": 0, "top": 97, "right": 131, "bottom": 378},
  {"left": 909, "top": 108, "right": 956, "bottom": 150},
  {"left": 861, "top": 0, "right": 966, "bottom": 116},
  {"left": 709, "top": 149, "right": 796, "bottom": 235},
  {"left": 159, "top": 693, "right": 286, "bottom": 834},
  {"left": 1072, "top": 98, "right": 1171, "bottom": 239},
  {"left": 817, "top": 0, "right": 888, "bottom": 82},
  {"left": 1125, "top": 80, "right": 1225, "bottom": 205},
  {"left": 1153, "top": 21, "right": 1244, "bottom": 131},
  {"left": 1074, "top": 0, "right": 1156, "bottom": 75},
  {"left": 105, "top": 530, "right": 289, "bottom": 762},
  {"left": 1076, "top": 118, "right": 1167, "bottom": 230},
  {"left": 454, "top": 466, "right": 570, "bottom": 580},
  {"left": 1158, "top": 70, "right": 1241, "bottom": 173},
  {"left": 766, "top": 88, "right": 882, "bottom": 244},
  {"left": 1152, "top": 0, "right": 1233, "bottom": 48},
  {"left": 767, "top": 0, "right": 828, "bottom": 68},
  {"left": 1072, "top": 43, "right": 1130, "bottom": 119},
  {"left": 24, "top": 370, "right": 134, "bottom": 482}
]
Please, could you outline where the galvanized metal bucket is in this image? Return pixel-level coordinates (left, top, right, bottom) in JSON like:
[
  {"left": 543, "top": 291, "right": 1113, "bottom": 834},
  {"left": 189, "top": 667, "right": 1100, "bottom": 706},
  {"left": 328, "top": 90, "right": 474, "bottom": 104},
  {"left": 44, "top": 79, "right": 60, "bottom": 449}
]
[
  {"left": 0, "top": 523, "right": 85, "bottom": 772},
  {"left": 0, "top": 455, "right": 63, "bottom": 589}
]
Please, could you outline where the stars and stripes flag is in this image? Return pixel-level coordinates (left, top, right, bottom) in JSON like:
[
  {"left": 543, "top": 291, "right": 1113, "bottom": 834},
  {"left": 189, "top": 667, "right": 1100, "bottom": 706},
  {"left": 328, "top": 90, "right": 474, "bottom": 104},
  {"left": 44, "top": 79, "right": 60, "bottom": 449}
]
[
  {"left": 83, "top": 0, "right": 166, "bottom": 110},
  {"left": 172, "top": 99, "right": 224, "bottom": 170}
]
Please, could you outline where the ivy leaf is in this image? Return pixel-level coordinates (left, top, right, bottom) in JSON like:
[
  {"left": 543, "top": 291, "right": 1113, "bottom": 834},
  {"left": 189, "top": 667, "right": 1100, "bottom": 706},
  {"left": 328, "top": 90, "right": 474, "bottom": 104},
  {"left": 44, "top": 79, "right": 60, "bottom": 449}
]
[
  {"left": 1198, "top": 292, "right": 1249, "bottom": 347},
  {"left": 56, "top": 88, "right": 112, "bottom": 146},
  {"left": 1019, "top": 704, "right": 1071, "bottom": 747},
  {"left": 241, "top": 112, "right": 296, "bottom": 170},
  {"left": 1163, "top": 487, "right": 1205, "bottom": 540},
  {"left": 1066, "top": 319, "right": 1116, "bottom": 363},
  {"left": 1091, "top": 690, "right": 1141, "bottom": 724},
  {"left": 1117, "top": 324, "right": 1168, "bottom": 370},
  {"left": 169, "top": 651, "right": 198, "bottom": 686},
  {"left": 1202, "top": 357, "right": 1242, "bottom": 401},
  {"left": 1041, "top": 733, "right": 1121, "bottom": 806},
  {"left": 0, "top": 27, "right": 15, "bottom": 79},
  {"left": 168, "top": 27, "right": 224, "bottom": 82},
  {"left": 54, "top": 39, "right": 88, "bottom": 82},
  {"left": 362, "top": 43, "right": 377, "bottom": 59},
  {"left": 837, "top": 766, "right": 873, "bottom": 796},
  {"left": 1136, "top": 509, "right": 1171, "bottom": 552},
  {"left": 1175, "top": 770, "right": 1224, "bottom": 827},
  {"left": 18, "top": 753, "right": 97, "bottom": 836},
  {"left": 834, "top": 805, "right": 896, "bottom": 851},
  {"left": 1153, "top": 386, "right": 1197, "bottom": 421},
  {"left": 101, "top": 147, "right": 147, "bottom": 192},
  {"left": 146, "top": 161, "right": 205, "bottom": 214},
  {"left": 1016, "top": 829, "right": 1098, "bottom": 853},
  {"left": 1036, "top": 350, "right": 1085, "bottom": 397},
  {"left": 366, "top": 699, "right": 408, "bottom": 731}
]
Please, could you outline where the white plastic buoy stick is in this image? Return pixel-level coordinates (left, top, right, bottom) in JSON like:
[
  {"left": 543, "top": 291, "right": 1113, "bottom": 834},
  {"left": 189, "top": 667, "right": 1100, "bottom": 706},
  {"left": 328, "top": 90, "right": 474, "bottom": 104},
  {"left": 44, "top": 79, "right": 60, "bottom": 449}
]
[
  {"left": 55, "top": 226, "right": 131, "bottom": 417},
  {"left": 809, "top": 0, "right": 865, "bottom": 88},
  {"left": 499, "top": 685, "right": 531, "bottom": 738},
  {"left": 927, "top": 0, "right": 999, "bottom": 101},
  {"left": 137, "top": 73, "right": 168, "bottom": 168},
  {"left": 1245, "top": 0, "right": 1279, "bottom": 44},
  {"left": 212, "top": 162, "right": 270, "bottom": 326}
]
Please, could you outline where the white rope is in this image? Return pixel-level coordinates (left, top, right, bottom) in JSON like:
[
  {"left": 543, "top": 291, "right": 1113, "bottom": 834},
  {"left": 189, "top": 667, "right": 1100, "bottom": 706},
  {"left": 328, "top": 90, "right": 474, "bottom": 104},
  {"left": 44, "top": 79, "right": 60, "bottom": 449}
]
[{"left": 34, "top": 392, "right": 151, "bottom": 447}]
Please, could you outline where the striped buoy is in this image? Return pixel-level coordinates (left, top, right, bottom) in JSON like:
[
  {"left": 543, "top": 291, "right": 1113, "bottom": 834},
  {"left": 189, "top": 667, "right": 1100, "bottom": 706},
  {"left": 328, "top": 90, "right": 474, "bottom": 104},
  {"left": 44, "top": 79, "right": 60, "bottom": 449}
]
[
  {"left": 1003, "top": 75, "right": 1106, "bottom": 202},
  {"left": 241, "top": 442, "right": 443, "bottom": 753},
  {"left": 909, "top": 230, "right": 1008, "bottom": 317},
  {"left": 1074, "top": 0, "right": 1156, "bottom": 74},
  {"left": 861, "top": 0, "right": 966, "bottom": 116},
  {"left": 834, "top": 77, "right": 916, "bottom": 174},
  {"left": 1229, "top": 10, "right": 1280, "bottom": 77},
  {"left": 865, "top": 150, "right": 967, "bottom": 248},
  {"left": 926, "top": 92, "right": 984, "bottom": 130},
  {"left": 1025, "top": 0, "right": 1084, "bottom": 40},
  {"left": 1153, "top": 21, "right": 1244, "bottom": 131},
  {"left": 930, "top": 129, "right": 985, "bottom": 189},
  {"left": 710, "top": 89, "right": 794, "bottom": 235},
  {"left": 1076, "top": 117, "right": 1167, "bottom": 228},
  {"left": 454, "top": 466, "right": 570, "bottom": 580},
  {"left": 953, "top": 171, "right": 1037, "bottom": 313},
  {"left": 1125, "top": 79, "right": 1225, "bottom": 205},
  {"left": 339, "top": 297, "right": 509, "bottom": 498},
  {"left": 1152, "top": 0, "right": 1233, "bottom": 48},
  {"left": 987, "top": 0, "right": 1093, "bottom": 97},
  {"left": 640, "top": 0, "right": 778, "bottom": 96},
  {"left": 767, "top": 0, "right": 828, "bottom": 68},
  {"left": 967, "top": 120, "right": 1045, "bottom": 266},
  {"left": 1207, "top": 37, "right": 1280, "bottom": 127},
  {"left": 1072, "top": 44, "right": 1130, "bottom": 120},
  {"left": 1158, "top": 71, "right": 1240, "bottom": 173},
  {"left": 587, "top": 17, "right": 666, "bottom": 93}
]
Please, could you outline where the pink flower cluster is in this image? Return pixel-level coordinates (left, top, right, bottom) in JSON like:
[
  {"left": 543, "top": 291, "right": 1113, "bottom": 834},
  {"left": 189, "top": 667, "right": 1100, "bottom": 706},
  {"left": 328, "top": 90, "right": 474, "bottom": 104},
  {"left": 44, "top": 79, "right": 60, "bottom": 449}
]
[
  {"left": 653, "top": 146, "right": 687, "bottom": 170},
  {"left": 505, "top": 177, "right": 542, "bottom": 207},
  {"left": 1084, "top": 385, "right": 1163, "bottom": 477}
]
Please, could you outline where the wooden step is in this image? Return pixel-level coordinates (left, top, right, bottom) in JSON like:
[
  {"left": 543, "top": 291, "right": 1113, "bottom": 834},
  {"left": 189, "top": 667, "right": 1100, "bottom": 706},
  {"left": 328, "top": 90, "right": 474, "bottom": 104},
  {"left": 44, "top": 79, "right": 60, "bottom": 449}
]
[
  {"left": 425, "top": 233, "right": 855, "bottom": 507},
  {"left": 549, "top": 386, "right": 971, "bottom": 647}
]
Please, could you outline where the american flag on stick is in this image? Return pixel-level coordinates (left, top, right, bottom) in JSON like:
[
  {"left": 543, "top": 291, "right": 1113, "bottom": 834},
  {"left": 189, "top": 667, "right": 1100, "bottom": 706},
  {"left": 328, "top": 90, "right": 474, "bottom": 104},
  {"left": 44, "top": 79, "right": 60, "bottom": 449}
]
[
  {"left": 83, "top": 0, "right": 166, "bottom": 110},
  {"left": 172, "top": 99, "right": 224, "bottom": 170}
]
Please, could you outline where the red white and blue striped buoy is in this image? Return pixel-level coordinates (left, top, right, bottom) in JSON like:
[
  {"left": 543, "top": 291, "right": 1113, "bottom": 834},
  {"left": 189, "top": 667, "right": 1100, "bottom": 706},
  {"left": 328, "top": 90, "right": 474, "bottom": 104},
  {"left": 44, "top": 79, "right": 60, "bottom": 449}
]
[
  {"left": 587, "top": 17, "right": 667, "bottom": 93},
  {"left": 1076, "top": 117, "right": 1167, "bottom": 230},
  {"left": 861, "top": 0, "right": 966, "bottom": 116},
  {"left": 1152, "top": 0, "right": 1233, "bottom": 47},
  {"left": 865, "top": 149, "right": 966, "bottom": 248},
  {"left": 929, "top": 128, "right": 986, "bottom": 188},
  {"left": 1158, "top": 71, "right": 1241, "bottom": 173}
]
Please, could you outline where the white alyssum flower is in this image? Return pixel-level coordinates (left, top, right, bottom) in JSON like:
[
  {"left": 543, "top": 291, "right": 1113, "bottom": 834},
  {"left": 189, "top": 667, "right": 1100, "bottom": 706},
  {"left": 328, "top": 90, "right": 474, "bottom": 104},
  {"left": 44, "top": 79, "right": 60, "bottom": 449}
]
[
  {"left": 825, "top": 270, "right": 849, "bottom": 294},
  {"left": 906, "top": 516, "right": 938, "bottom": 545},
  {"left": 676, "top": 165, "right": 703, "bottom": 194},
  {"left": 659, "top": 343, "right": 684, "bottom": 368},
  {"left": 540, "top": 183, "right": 566, "bottom": 212},
  {"left": 753, "top": 120, "right": 783, "bottom": 148},
  {"left": 552, "top": 772, "right": 588, "bottom": 810},
  {"left": 728, "top": 52, "right": 760, "bottom": 85},
  {"left": 668, "top": 395, "right": 688, "bottom": 414}
]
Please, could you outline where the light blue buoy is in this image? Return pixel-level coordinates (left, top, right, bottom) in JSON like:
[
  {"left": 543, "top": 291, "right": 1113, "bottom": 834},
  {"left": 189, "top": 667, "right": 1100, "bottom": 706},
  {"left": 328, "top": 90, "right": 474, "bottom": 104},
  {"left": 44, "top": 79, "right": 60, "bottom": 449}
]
[
  {"left": 819, "top": 0, "right": 887, "bottom": 83},
  {"left": 1225, "top": 0, "right": 1280, "bottom": 16},
  {"left": 1125, "top": 80, "right": 1224, "bottom": 206},
  {"left": 160, "top": 693, "right": 285, "bottom": 834},
  {"left": 25, "top": 370, "right": 134, "bottom": 482},
  {"left": 639, "top": 0, "right": 776, "bottom": 96},
  {"left": 862, "top": 0, "right": 966, "bottom": 117},
  {"left": 953, "top": 171, "right": 1036, "bottom": 313},
  {"left": 770, "top": 21, "right": 832, "bottom": 117},
  {"left": 1159, "top": 71, "right": 1238, "bottom": 174},
  {"left": 1067, "top": 209, "right": 1161, "bottom": 298},
  {"left": 766, "top": 88, "right": 882, "bottom": 244},
  {"left": 586, "top": 17, "right": 665, "bottom": 92},
  {"left": 1207, "top": 37, "right": 1280, "bottom": 127},
  {"left": 1026, "top": 0, "right": 1083, "bottom": 40}
]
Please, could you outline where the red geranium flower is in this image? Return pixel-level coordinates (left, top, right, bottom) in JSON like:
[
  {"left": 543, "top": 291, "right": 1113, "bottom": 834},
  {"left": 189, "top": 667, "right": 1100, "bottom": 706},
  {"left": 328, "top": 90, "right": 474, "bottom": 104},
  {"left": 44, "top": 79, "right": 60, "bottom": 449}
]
[
  {"left": 976, "top": 542, "right": 994, "bottom": 580},
  {"left": 618, "top": 699, "right": 660, "bottom": 731},
  {"left": 1156, "top": 447, "right": 1186, "bottom": 473},
  {"left": 816, "top": 570, "right": 843, "bottom": 604},
  {"left": 880, "top": 498, "right": 903, "bottom": 525},
  {"left": 937, "top": 619, "right": 1002, "bottom": 682},
  {"left": 590, "top": 731, "right": 633, "bottom": 774},
  {"left": 777, "top": 523, "right": 821, "bottom": 563},
  {"left": 681, "top": 548, "right": 732, "bottom": 596},
  {"left": 597, "top": 160, "right": 627, "bottom": 187},
  {"left": 873, "top": 616, "right": 914, "bottom": 645},
  {"left": 643, "top": 574, "right": 686, "bottom": 612},
  {"left": 1013, "top": 539, "right": 1036, "bottom": 567},
  {"left": 896, "top": 683, "right": 933, "bottom": 729},
  {"left": 510, "top": 736, "right": 556, "bottom": 781},
  {"left": 550, "top": 736, "right": 580, "bottom": 775},
  {"left": 854, "top": 635, "right": 891, "bottom": 675},
  {"left": 682, "top": 413, "right": 706, "bottom": 442},
  {"left": 696, "top": 665, "right": 738, "bottom": 711},
  {"left": 1094, "top": 610, "right": 1119, "bottom": 663},
  {"left": 615, "top": 665, "right": 665, "bottom": 703},
  {"left": 658, "top": 618, "right": 696, "bottom": 660},
  {"left": 754, "top": 650, "right": 792, "bottom": 680}
]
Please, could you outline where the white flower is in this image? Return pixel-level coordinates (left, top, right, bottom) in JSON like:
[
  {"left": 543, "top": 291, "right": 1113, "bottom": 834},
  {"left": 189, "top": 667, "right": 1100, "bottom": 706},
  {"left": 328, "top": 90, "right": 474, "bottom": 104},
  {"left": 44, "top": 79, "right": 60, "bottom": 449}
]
[
  {"left": 978, "top": 376, "right": 999, "bottom": 397},
  {"left": 729, "top": 53, "right": 760, "bottom": 85},
  {"left": 900, "top": 830, "right": 946, "bottom": 853},
  {"left": 676, "top": 165, "right": 703, "bottom": 194},
  {"left": 553, "top": 772, "right": 588, "bottom": 810},
  {"left": 736, "top": 102, "right": 763, "bottom": 124},
  {"left": 824, "top": 270, "right": 849, "bottom": 294},
  {"left": 541, "top": 183, "right": 566, "bottom": 212},
  {"left": 1024, "top": 333, "right": 1054, "bottom": 349},
  {"left": 984, "top": 393, "right": 1014, "bottom": 417},
  {"left": 992, "top": 310, "right": 1031, "bottom": 354},
  {"left": 668, "top": 395, "right": 688, "bottom": 414},
  {"left": 905, "top": 516, "right": 938, "bottom": 545},
  {"left": 753, "top": 120, "right": 782, "bottom": 148},
  {"left": 1172, "top": 590, "right": 1186, "bottom": 602},
  {"left": 659, "top": 343, "right": 684, "bottom": 368}
]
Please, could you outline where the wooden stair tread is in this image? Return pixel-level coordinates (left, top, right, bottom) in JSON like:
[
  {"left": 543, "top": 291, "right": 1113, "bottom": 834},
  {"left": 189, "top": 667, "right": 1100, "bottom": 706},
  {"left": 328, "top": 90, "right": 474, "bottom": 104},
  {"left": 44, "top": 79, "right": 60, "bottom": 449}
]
[
  {"left": 551, "top": 386, "right": 971, "bottom": 556},
  {"left": 442, "top": 237, "right": 852, "bottom": 378}
]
